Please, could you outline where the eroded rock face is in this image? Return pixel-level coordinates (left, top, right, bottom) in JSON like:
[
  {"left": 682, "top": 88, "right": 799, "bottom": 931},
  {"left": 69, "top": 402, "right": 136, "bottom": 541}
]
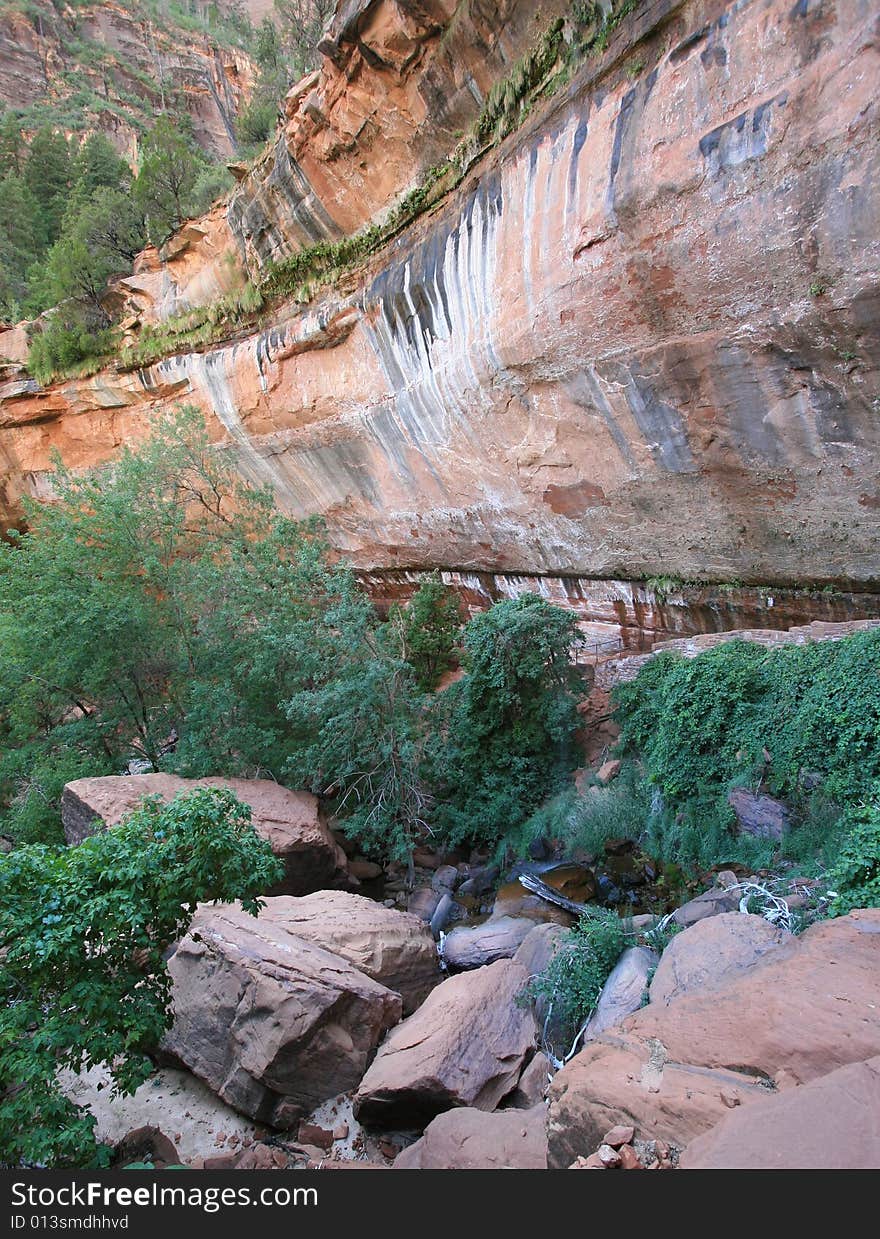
[
  {"left": 0, "top": 0, "right": 255, "bottom": 159},
  {"left": 163, "top": 902, "right": 402, "bottom": 1126},
  {"left": 353, "top": 958, "right": 535, "bottom": 1128},
  {"left": 393, "top": 1103, "right": 548, "bottom": 1170},
  {"left": 3, "top": 0, "right": 878, "bottom": 599},
  {"left": 649, "top": 912, "right": 789, "bottom": 1006},
  {"left": 680, "top": 1056, "right": 880, "bottom": 1170},
  {"left": 547, "top": 909, "right": 880, "bottom": 1166},
  {"left": 255, "top": 891, "right": 439, "bottom": 1013},
  {"left": 227, "top": 0, "right": 573, "bottom": 268},
  {"left": 62, "top": 773, "right": 348, "bottom": 895}
]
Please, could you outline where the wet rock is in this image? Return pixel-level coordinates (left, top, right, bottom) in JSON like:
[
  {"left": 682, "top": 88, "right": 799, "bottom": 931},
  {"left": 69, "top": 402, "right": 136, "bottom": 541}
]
[
  {"left": 394, "top": 1104, "right": 547, "bottom": 1170},
  {"left": 349, "top": 859, "right": 383, "bottom": 881},
  {"left": 583, "top": 946, "right": 658, "bottom": 1041},
  {"left": 442, "top": 916, "right": 534, "bottom": 970},
  {"left": 164, "top": 903, "right": 401, "bottom": 1126},
  {"left": 407, "top": 887, "right": 442, "bottom": 922},
  {"left": 728, "top": 788, "right": 791, "bottom": 841},
  {"left": 681, "top": 1056, "right": 880, "bottom": 1170},
  {"left": 457, "top": 864, "right": 500, "bottom": 897},
  {"left": 412, "top": 849, "right": 443, "bottom": 871},
  {"left": 354, "top": 959, "right": 535, "bottom": 1129},
  {"left": 429, "top": 892, "right": 462, "bottom": 936},
  {"left": 649, "top": 911, "right": 789, "bottom": 1006},
  {"left": 514, "top": 923, "right": 567, "bottom": 978},
  {"left": 256, "top": 891, "right": 439, "bottom": 1014},
  {"left": 548, "top": 910, "right": 880, "bottom": 1166},
  {"left": 62, "top": 774, "right": 347, "bottom": 895}
]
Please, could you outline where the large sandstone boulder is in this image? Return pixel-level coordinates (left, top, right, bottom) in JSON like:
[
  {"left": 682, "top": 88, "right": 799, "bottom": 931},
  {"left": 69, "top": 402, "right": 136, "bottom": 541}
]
[
  {"left": 163, "top": 903, "right": 401, "bottom": 1127},
  {"left": 354, "top": 959, "right": 535, "bottom": 1128},
  {"left": 514, "top": 923, "right": 567, "bottom": 977},
  {"left": 681, "top": 1056, "right": 880, "bottom": 1169},
  {"left": 62, "top": 774, "right": 348, "bottom": 895},
  {"left": 650, "top": 912, "right": 788, "bottom": 1006},
  {"left": 394, "top": 1104, "right": 548, "bottom": 1169},
  {"left": 672, "top": 884, "right": 741, "bottom": 928},
  {"left": 583, "top": 946, "right": 658, "bottom": 1041},
  {"left": 255, "top": 891, "right": 439, "bottom": 1013},
  {"left": 441, "top": 917, "right": 535, "bottom": 971},
  {"left": 547, "top": 910, "right": 880, "bottom": 1166}
]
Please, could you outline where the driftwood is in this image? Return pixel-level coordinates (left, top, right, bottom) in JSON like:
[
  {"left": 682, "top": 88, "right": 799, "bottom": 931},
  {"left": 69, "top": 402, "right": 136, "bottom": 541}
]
[{"left": 518, "top": 872, "right": 586, "bottom": 917}]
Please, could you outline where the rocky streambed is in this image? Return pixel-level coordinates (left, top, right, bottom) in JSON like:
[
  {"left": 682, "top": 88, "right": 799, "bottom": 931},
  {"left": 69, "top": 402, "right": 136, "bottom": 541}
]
[{"left": 56, "top": 736, "right": 880, "bottom": 1172}]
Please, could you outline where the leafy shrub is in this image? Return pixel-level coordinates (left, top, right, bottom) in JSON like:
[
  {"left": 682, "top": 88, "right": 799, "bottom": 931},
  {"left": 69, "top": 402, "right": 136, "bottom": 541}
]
[
  {"left": 527, "top": 906, "right": 625, "bottom": 1051},
  {"left": 0, "top": 787, "right": 283, "bottom": 1168},
  {"left": 390, "top": 572, "right": 463, "bottom": 691},
  {"left": 826, "top": 789, "right": 880, "bottom": 916},
  {"left": 504, "top": 765, "right": 653, "bottom": 862},
  {"left": 613, "top": 632, "right": 880, "bottom": 834},
  {"left": 26, "top": 310, "right": 113, "bottom": 384},
  {"left": 428, "top": 594, "right": 585, "bottom": 849}
]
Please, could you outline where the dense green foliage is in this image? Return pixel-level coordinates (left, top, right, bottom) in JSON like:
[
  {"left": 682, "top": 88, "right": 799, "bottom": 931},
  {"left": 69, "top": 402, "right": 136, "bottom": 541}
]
[
  {"left": 389, "top": 572, "right": 463, "bottom": 691},
  {"left": 0, "top": 409, "right": 585, "bottom": 859},
  {"left": 428, "top": 595, "right": 583, "bottom": 849},
  {"left": 0, "top": 787, "right": 283, "bottom": 1168},
  {"left": 0, "top": 407, "right": 342, "bottom": 840},
  {"left": 613, "top": 634, "right": 880, "bottom": 820},
  {"left": 528, "top": 906, "right": 626, "bottom": 1051},
  {"left": 826, "top": 787, "right": 880, "bottom": 916}
]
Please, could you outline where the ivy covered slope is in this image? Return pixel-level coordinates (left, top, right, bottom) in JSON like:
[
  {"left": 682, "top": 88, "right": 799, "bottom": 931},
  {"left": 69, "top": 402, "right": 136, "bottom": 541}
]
[{"left": 612, "top": 635, "right": 880, "bottom": 898}]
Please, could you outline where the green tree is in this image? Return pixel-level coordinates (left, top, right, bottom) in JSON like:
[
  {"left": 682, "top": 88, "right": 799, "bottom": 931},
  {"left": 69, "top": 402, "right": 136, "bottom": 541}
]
[
  {"left": 0, "top": 172, "right": 43, "bottom": 317},
  {"left": 826, "top": 786, "right": 880, "bottom": 916},
  {"left": 70, "top": 133, "right": 130, "bottom": 202},
  {"left": 0, "top": 787, "right": 283, "bottom": 1168},
  {"left": 429, "top": 594, "right": 585, "bottom": 848},
  {"left": 0, "top": 408, "right": 356, "bottom": 841},
  {"left": 134, "top": 115, "right": 203, "bottom": 242},
  {"left": 24, "top": 305, "right": 113, "bottom": 383},
  {"left": 23, "top": 126, "right": 71, "bottom": 246},
  {"left": 390, "top": 572, "right": 463, "bottom": 691},
  {"left": 40, "top": 187, "right": 145, "bottom": 318},
  {"left": 283, "top": 613, "right": 432, "bottom": 873},
  {"left": 274, "top": 0, "right": 335, "bottom": 75},
  {"left": 0, "top": 111, "right": 24, "bottom": 174}
]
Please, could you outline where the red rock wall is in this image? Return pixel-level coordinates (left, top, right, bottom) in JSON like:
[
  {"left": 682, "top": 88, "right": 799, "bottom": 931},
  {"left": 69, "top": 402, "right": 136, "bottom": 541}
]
[
  {"left": 1, "top": 0, "right": 878, "bottom": 601},
  {"left": 0, "top": 0, "right": 255, "bottom": 159}
]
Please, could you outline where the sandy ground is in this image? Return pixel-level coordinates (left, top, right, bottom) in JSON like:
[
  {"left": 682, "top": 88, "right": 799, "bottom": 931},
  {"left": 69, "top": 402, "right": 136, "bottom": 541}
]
[{"left": 58, "top": 1065, "right": 261, "bottom": 1164}]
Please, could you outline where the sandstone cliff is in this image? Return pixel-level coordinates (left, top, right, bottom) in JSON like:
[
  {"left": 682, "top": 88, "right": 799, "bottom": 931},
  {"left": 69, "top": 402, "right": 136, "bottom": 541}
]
[
  {"left": 1, "top": 0, "right": 878, "bottom": 621},
  {"left": 0, "top": 0, "right": 256, "bottom": 159}
]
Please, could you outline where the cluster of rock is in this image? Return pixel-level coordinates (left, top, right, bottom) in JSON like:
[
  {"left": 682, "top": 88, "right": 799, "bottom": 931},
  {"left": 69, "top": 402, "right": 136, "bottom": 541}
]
[
  {"left": 549, "top": 907, "right": 880, "bottom": 1169},
  {"left": 68, "top": 773, "right": 880, "bottom": 1170}
]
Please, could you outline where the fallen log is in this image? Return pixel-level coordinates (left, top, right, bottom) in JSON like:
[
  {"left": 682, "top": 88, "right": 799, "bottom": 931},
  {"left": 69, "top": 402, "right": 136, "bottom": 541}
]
[{"left": 518, "top": 872, "right": 586, "bottom": 917}]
